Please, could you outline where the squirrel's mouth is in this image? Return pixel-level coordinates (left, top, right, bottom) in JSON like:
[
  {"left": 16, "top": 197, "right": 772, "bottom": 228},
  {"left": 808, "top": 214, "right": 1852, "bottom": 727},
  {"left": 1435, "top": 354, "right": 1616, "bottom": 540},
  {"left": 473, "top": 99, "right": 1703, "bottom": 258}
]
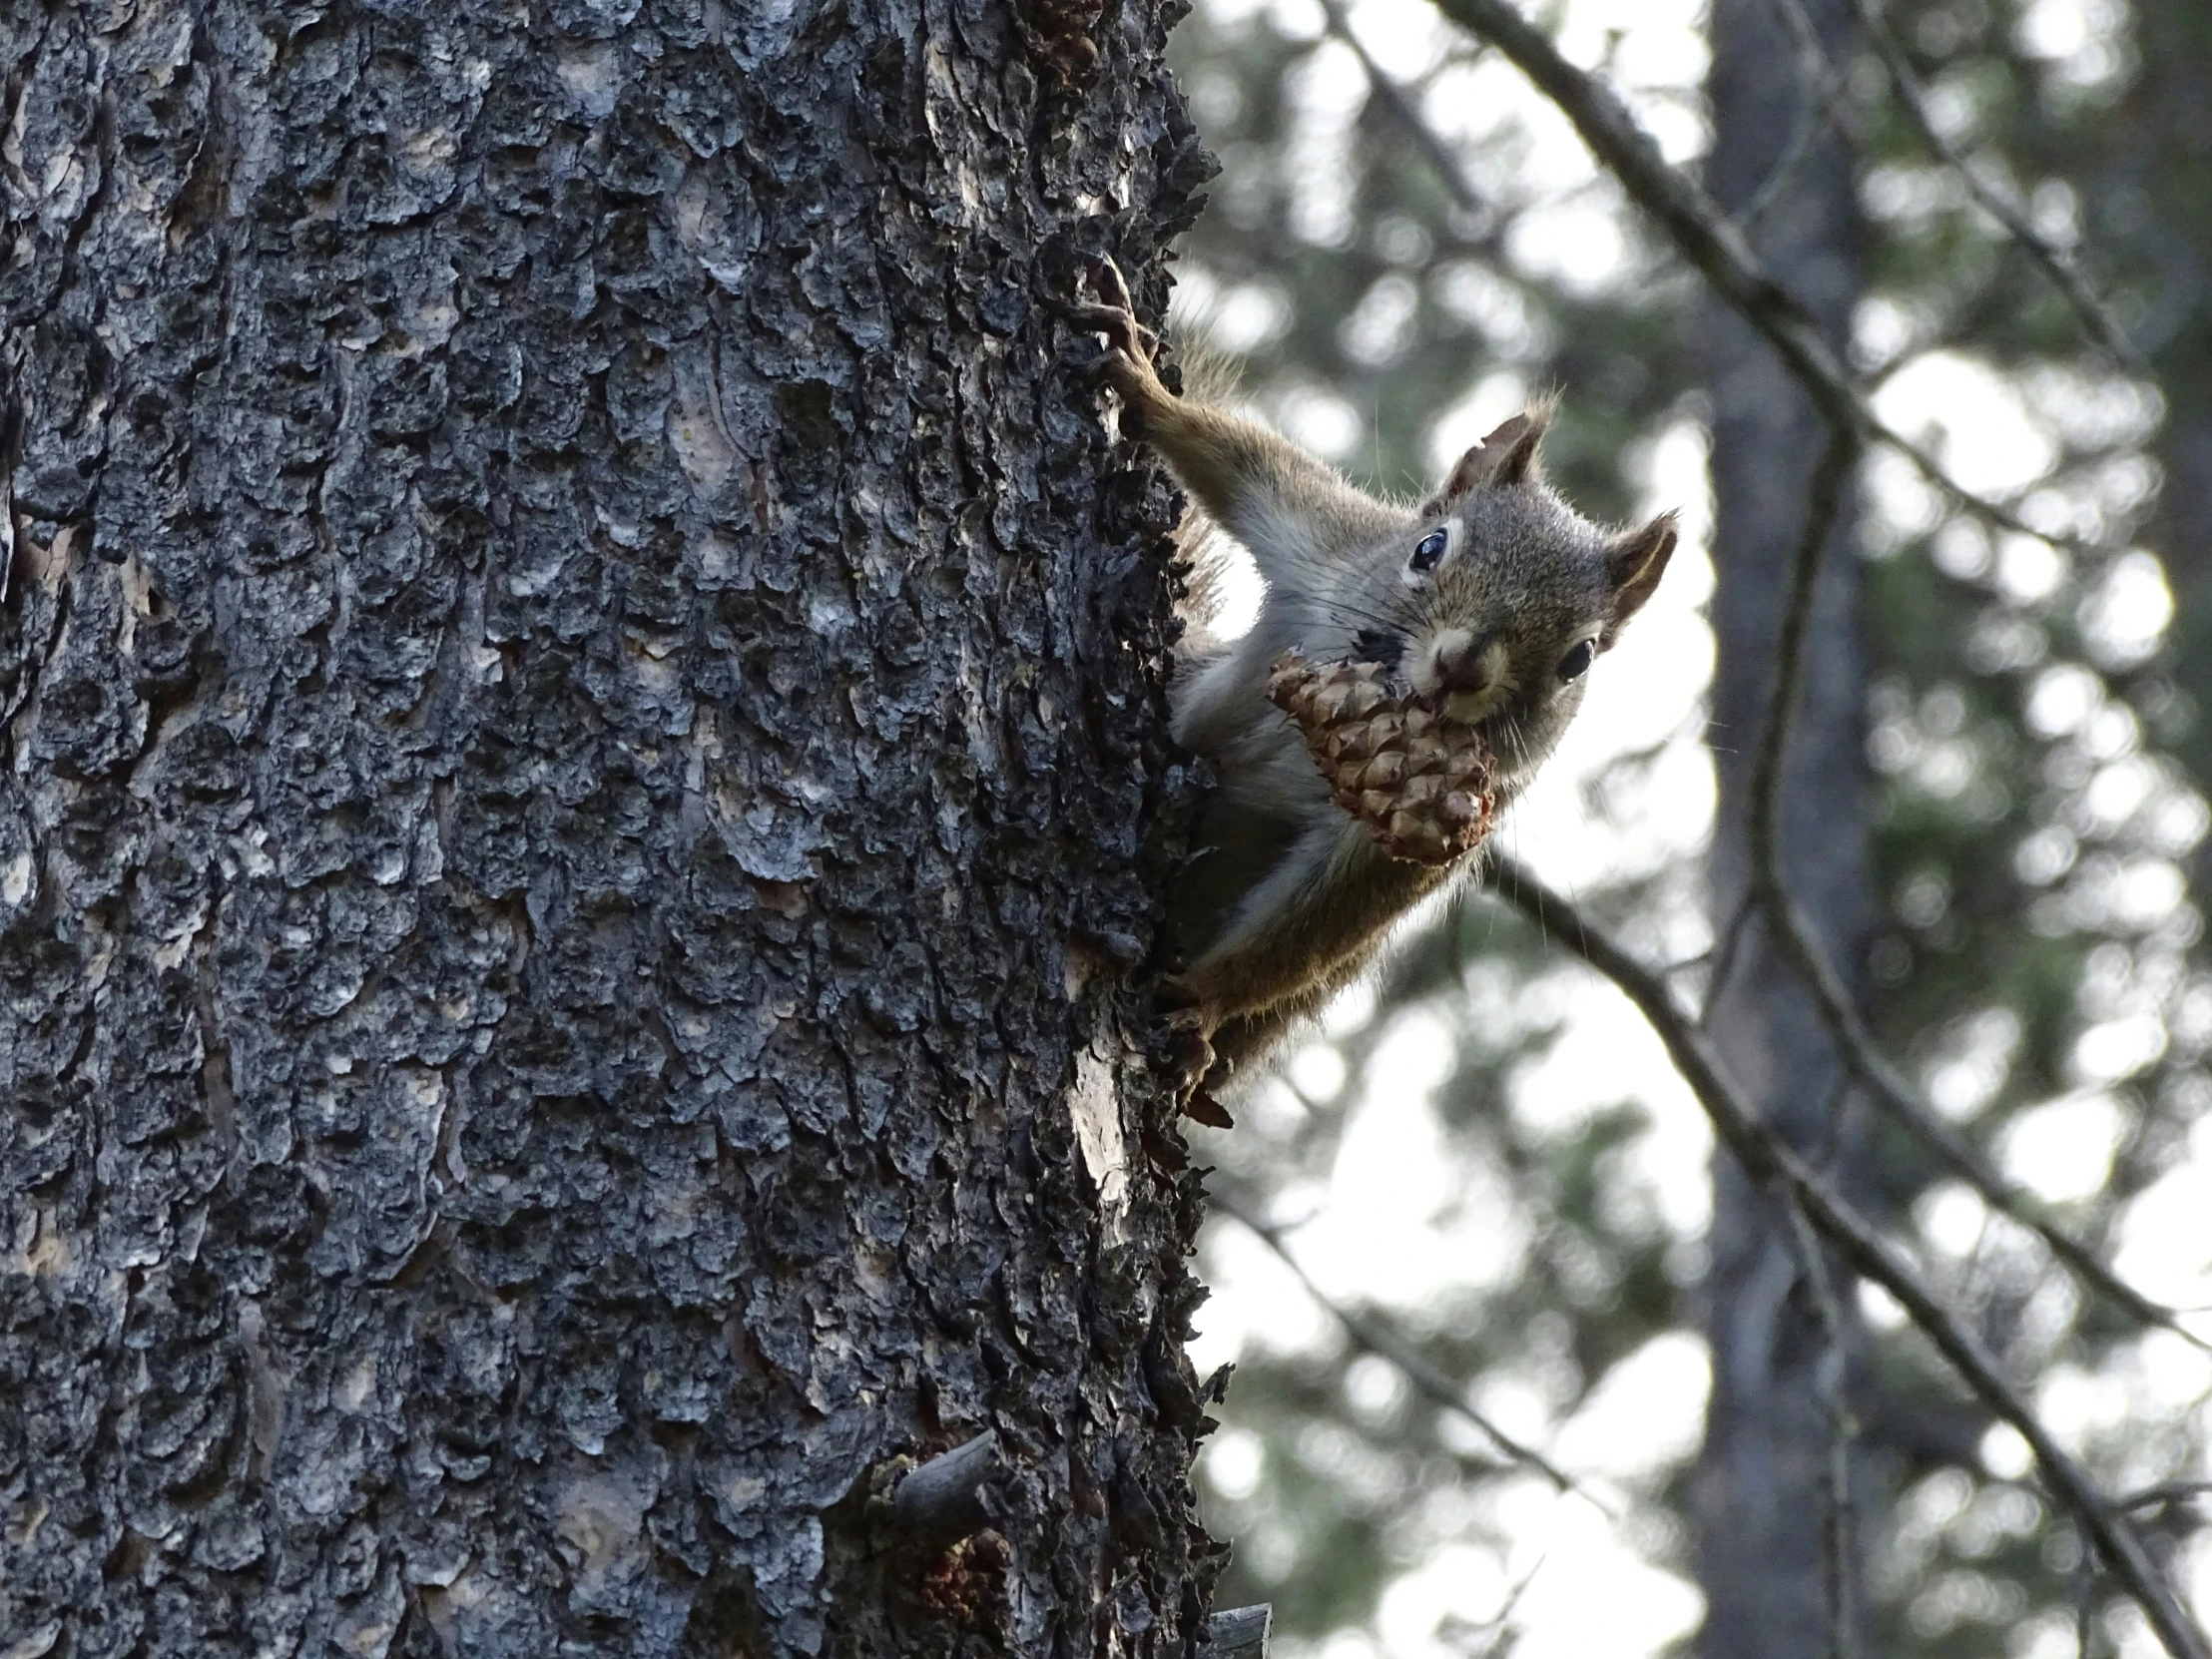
[
  {"left": 1459, "top": 685, "right": 1530, "bottom": 765},
  {"left": 1440, "top": 684, "right": 1515, "bottom": 725},
  {"left": 1409, "top": 628, "right": 1518, "bottom": 722},
  {"left": 1345, "top": 628, "right": 1528, "bottom": 756}
]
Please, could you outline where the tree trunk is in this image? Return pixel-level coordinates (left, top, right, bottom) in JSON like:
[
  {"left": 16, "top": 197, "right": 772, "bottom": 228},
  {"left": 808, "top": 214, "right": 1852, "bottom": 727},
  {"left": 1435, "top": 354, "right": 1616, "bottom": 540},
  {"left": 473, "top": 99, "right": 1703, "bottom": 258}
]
[
  {"left": 1695, "top": 1, "right": 1873, "bottom": 1655},
  {"left": 2090, "top": 0, "right": 2212, "bottom": 893},
  {"left": 0, "top": 1, "right": 1220, "bottom": 1654}
]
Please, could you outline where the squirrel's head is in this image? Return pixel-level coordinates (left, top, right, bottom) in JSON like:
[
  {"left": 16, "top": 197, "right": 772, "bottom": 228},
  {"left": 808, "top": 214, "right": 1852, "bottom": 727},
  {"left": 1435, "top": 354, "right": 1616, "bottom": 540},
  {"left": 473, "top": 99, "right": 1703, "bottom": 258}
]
[{"left": 1327, "top": 406, "right": 1678, "bottom": 801}]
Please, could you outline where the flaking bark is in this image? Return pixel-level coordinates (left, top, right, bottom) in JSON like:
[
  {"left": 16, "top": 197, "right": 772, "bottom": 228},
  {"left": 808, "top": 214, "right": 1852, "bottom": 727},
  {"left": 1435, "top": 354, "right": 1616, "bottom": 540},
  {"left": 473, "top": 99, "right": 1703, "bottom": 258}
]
[{"left": 0, "top": 0, "right": 1222, "bottom": 1653}]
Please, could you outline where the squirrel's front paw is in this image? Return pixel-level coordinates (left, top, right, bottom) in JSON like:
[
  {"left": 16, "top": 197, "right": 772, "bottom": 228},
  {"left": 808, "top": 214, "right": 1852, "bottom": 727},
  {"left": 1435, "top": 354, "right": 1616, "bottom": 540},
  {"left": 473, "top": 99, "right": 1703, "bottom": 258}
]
[
  {"left": 1151, "top": 997, "right": 1235, "bottom": 1128},
  {"left": 1065, "top": 257, "right": 1156, "bottom": 359},
  {"left": 1061, "top": 258, "right": 1173, "bottom": 421},
  {"left": 1154, "top": 1005, "right": 1214, "bottom": 1086}
]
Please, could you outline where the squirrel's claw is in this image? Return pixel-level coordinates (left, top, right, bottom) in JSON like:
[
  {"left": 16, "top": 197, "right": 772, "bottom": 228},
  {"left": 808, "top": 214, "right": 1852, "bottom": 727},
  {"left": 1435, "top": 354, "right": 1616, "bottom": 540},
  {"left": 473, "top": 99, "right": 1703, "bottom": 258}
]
[
  {"left": 1060, "top": 255, "right": 1178, "bottom": 434},
  {"left": 1062, "top": 302, "right": 1146, "bottom": 360},
  {"left": 1060, "top": 257, "right": 1160, "bottom": 365},
  {"left": 1181, "top": 1089, "right": 1235, "bottom": 1130},
  {"left": 1150, "top": 990, "right": 1221, "bottom": 1113},
  {"left": 1089, "top": 254, "right": 1135, "bottom": 312},
  {"left": 1063, "top": 304, "right": 1158, "bottom": 370},
  {"left": 1161, "top": 1029, "right": 1221, "bottom": 1115},
  {"left": 1086, "top": 257, "right": 1152, "bottom": 348}
]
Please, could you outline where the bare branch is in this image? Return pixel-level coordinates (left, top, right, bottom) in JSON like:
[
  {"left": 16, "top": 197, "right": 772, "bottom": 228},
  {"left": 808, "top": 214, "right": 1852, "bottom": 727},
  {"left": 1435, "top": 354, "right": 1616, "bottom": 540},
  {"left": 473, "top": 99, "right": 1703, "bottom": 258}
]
[
  {"left": 1777, "top": 1195, "right": 1864, "bottom": 1659},
  {"left": 1423, "top": 0, "right": 2116, "bottom": 556},
  {"left": 1850, "top": 0, "right": 2143, "bottom": 368},
  {"left": 1738, "top": 0, "right": 1863, "bottom": 231},
  {"left": 1256, "top": 6, "right": 2196, "bottom": 1641},
  {"left": 1700, "top": 892, "right": 1759, "bottom": 1031},
  {"left": 1438, "top": 1553, "right": 1547, "bottom": 1656},
  {"left": 1741, "top": 432, "right": 2209, "bottom": 1351},
  {"left": 1483, "top": 857, "right": 2210, "bottom": 1659},
  {"left": 1318, "top": 0, "right": 1489, "bottom": 221},
  {"left": 1743, "top": 431, "right": 1863, "bottom": 857},
  {"left": 1212, "top": 1195, "right": 1602, "bottom": 1507},
  {"left": 2123, "top": 1483, "right": 2212, "bottom": 1516}
]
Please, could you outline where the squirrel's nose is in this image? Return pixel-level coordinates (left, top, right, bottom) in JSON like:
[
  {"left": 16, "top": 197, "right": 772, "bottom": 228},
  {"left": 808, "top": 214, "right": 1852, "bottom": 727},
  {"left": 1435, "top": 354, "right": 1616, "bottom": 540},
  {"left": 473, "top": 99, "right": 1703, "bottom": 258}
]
[{"left": 1435, "top": 634, "right": 1500, "bottom": 694}]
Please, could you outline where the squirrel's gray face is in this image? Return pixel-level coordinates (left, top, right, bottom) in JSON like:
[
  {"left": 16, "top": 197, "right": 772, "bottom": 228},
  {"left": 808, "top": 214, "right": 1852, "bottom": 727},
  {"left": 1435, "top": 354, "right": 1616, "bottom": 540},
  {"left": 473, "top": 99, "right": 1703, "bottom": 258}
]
[{"left": 1324, "top": 412, "right": 1678, "bottom": 804}]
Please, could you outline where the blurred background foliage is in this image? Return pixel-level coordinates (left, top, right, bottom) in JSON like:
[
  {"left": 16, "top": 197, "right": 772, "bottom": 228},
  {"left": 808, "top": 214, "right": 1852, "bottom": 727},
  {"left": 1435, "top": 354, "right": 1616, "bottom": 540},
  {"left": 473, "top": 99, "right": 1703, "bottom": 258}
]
[{"left": 1164, "top": 1, "right": 2212, "bottom": 1655}]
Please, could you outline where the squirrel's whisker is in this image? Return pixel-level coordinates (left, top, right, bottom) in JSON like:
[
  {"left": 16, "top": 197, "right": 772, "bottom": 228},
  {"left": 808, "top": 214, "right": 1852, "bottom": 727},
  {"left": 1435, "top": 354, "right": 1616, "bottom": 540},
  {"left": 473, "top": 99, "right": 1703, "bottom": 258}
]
[{"left": 1075, "top": 274, "right": 1677, "bottom": 1104}]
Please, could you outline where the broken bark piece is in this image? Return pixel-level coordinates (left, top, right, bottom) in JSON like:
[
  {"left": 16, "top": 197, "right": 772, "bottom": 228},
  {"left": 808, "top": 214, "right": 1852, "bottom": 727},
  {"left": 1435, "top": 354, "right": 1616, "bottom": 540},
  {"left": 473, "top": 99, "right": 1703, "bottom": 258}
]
[
  {"left": 1208, "top": 1604, "right": 1273, "bottom": 1657},
  {"left": 891, "top": 1431, "right": 1005, "bottom": 1544}
]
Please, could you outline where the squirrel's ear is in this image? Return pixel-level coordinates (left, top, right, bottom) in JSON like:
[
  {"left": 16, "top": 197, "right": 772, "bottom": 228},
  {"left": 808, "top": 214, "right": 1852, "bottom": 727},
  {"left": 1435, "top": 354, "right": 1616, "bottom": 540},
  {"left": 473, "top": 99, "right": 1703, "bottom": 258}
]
[
  {"left": 1601, "top": 511, "right": 1678, "bottom": 645},
  {"left": 1421, "top": 409, "right": 1552, "bottom": 514}
]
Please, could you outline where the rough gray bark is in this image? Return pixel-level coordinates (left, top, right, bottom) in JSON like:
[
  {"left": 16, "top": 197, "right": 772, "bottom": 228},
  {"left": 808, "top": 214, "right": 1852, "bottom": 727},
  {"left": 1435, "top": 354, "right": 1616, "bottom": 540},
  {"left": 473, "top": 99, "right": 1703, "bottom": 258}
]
[
  {"left": 0, "top": 1, "right": 1222, "bottom": 1655},
  {"left": 1695, "top": 1, "right": 1873, "bottom": 1654}
]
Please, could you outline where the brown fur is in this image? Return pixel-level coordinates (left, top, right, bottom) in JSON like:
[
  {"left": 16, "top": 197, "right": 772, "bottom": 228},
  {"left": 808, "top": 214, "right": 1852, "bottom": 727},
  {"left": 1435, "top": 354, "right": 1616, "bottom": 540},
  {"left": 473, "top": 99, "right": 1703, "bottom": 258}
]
[{"left": 1072, "top": 261, "right": 1678, "bottom": 1094}]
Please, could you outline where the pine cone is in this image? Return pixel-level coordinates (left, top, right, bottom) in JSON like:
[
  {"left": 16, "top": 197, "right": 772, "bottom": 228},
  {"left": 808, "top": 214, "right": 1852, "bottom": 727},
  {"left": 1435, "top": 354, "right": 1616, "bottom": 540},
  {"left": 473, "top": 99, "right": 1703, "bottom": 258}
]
[{"left": 1265, "top": 653, "right": 1498, "bottom": 866}]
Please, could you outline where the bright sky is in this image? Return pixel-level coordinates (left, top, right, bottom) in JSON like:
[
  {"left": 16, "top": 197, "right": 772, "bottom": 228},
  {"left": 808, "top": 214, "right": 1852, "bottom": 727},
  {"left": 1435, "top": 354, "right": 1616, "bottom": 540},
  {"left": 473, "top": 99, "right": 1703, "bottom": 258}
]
[{"left": 1175, "top": 0, "right": 2212, "bottom": 1654}]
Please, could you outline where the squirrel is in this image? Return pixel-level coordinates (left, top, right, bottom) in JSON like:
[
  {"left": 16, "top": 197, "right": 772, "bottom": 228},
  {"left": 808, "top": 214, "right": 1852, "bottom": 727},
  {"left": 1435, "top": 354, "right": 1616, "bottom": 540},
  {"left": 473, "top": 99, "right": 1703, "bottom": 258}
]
[{"left": 1068, "top": 259, "right": 1678, "bottom": 1113}]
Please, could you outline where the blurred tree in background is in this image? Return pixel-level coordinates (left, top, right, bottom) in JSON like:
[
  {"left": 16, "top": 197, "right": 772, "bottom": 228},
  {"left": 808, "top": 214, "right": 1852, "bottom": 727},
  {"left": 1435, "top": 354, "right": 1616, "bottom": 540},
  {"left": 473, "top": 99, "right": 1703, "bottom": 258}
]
[{"left": 1166, "top": 1, "right": 2212, "bottom": 1655}]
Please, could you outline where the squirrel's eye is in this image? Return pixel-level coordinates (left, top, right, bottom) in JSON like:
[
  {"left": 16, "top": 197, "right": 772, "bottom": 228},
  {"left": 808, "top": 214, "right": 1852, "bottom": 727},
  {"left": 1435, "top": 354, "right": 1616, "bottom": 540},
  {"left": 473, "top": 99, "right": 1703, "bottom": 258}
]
[
  {"left": 1408, "top": 529, "right": 1449, "bottom": 574},
  {"left": 1556, "top": 640, "right": 1596, "bottom": 682}
]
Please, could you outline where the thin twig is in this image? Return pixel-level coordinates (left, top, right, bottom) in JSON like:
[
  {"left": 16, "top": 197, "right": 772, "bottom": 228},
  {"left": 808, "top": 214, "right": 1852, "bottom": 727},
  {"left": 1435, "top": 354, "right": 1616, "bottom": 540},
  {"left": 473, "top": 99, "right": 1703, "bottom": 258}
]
[
  {"left": 1737, "top": 0, "right": 1862, "bottom": 231},
  {"left": 1317, "top": 0, "right": 1488, "bottom": 220},
  {"left": 2077, "top": 1526, "right": 2103, "bottom": 1659},
  {"left": 1290, "top": 9, "right": 2196, "bottom": 1643},
  {"left": 2122, "top": 1482, "right": 2212, "bottom": 1515},
  {"left": 1699, "top": 892, "right": 1759, "bottom": 1031},
  {"left": 1424, "top": 0, "right": 2115, "bottom": 558},
  {"left": 1483, "top": 857, "right": 2210, "bottom": 1659},
  {"left": 1740, "top": 431, "right": 2209, "bottom": 1351},
  {"left": 1850, "top": 0, "right": 2142, "bottom": 368},
  {"left": 1445, "top": 1551, "right": 1546, "bottom": 1657},
  {"left": 1777, "top": 1195, "right": 1863, "bottom": 1659},
  {"left": 1212, "top": 1195, "right": 1602, "bottom": 1509}
]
